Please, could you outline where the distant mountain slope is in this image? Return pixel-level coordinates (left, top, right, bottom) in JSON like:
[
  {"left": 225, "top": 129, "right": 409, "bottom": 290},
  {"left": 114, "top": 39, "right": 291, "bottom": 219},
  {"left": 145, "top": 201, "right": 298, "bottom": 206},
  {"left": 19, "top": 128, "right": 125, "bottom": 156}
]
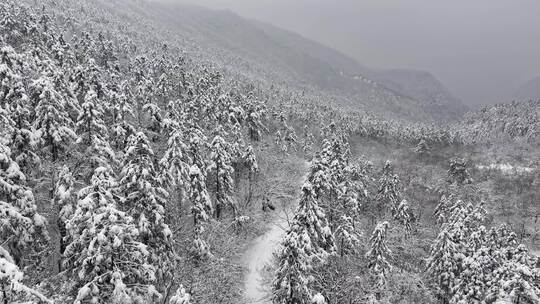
[
  {"left": 459, "top": 100, "right": 539, "bottom": 144},
  {"left": 375, "top": 69, "right": 467, "bottom": 121},
  {"left": 146, "top": 1, "right": 466, "bottom": 122},
  {"left": 514, "top": 76, "right": 540, "bottom": 101}
]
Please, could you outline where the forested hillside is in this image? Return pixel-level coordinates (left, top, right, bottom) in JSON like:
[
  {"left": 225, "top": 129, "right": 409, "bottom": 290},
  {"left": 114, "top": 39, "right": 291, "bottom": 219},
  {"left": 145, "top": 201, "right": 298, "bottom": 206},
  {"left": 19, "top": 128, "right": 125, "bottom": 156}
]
[{"left": 1, "top": 1, "right": 538, "bottom": 304}]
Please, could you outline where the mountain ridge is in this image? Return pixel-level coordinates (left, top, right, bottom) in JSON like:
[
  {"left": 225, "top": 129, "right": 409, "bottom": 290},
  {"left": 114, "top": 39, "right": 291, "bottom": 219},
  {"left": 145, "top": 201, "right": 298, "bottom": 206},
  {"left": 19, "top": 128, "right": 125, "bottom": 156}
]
[{"left": 150, "top": 1, "right": 467, "bottom": 122}]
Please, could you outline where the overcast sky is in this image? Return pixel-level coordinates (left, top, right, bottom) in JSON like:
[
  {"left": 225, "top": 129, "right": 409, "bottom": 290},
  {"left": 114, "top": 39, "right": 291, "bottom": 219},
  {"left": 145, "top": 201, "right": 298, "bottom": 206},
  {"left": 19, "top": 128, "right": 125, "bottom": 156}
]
[{"left": 174, "top": 0, "right": 540, "bottom": 106}]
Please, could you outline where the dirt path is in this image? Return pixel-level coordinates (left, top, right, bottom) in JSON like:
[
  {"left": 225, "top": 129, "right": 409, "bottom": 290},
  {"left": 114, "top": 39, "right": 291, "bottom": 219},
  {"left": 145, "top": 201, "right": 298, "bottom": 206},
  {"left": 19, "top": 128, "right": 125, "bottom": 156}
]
[{"left": 242, "top": 160, "right": 309, "bottom": 303}]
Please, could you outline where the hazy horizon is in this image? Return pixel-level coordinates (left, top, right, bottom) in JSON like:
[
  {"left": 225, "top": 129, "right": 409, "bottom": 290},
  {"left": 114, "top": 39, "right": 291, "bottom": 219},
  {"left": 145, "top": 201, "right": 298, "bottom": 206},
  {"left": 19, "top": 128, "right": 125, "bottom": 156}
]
[{"left": 168, "top": 0, "right": 540, "bottom": 107}]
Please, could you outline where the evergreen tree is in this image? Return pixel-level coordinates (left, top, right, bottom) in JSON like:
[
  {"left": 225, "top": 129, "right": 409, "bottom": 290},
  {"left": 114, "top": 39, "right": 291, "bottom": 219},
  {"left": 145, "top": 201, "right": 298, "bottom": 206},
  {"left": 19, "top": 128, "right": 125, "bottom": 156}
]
[
  {"left": 448, "top": 158, "right": 472, "bottom": 185},
  {"left": 118, "top": 132, "right": 173, "bottom": 277},
  {"left": 293, "top": 182, "right": 335, "bottom": 256},
  {"left": 169, "top": 285, "right": 191, "bottom": 304},
  {"left": 0, "top": 142, "right": 48, "bottom": 267},
  {"left": 273, "top": 228, "right": 316, "bottom": 304},
  {"left": 414, "top": 138, "right": 430, "bottom": 156},
  {"left": 375, "top": 161, "right": 401, "bottom": 216},
  {"left": 246, "top": 103, "right": 265, "bottom": 141},
  {"left": 0, "top": 247, "right": 52, "bottom": 304},
  {"left": 188, "top": 164, "right": 212, "bottom": 260},
  {"left": 53, "top": 165, "right": 75, "bottom": 269},
  {"left": 366, "top": 221, "right": 392, "bottom": 292},
  {"left": 160, "top": 128, "right": 190, "bottom": 208},
  {"left": 76, "top": 89, "right": 114, "bottom": 177},
  {"left": 393, "top": 199, "right": 413, "bottom": 234},
  {"left": 207, "top": 128, "right": 235, "bottom": 219},
  {"left": 273, "top": 182, "right": 335, "bottom": 304},
  {"left": 64, "top": 167, "right": 160, "bottom": 304},
  {"left": 32, "top": 75, "right": 77, "bottom": 162},
  {"left": 426, "top": 229, "right": 460, "bottom": 303}
]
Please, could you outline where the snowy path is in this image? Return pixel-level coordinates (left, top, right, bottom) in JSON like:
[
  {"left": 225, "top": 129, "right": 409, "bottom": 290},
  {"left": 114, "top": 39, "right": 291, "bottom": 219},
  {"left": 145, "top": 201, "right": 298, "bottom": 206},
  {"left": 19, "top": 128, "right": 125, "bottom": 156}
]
[
  {"left": 242, "top": 213, "right": 289, "bottom": 303},
  {"left": 242, "top": 161, "right": 309, "bottom": 303}
]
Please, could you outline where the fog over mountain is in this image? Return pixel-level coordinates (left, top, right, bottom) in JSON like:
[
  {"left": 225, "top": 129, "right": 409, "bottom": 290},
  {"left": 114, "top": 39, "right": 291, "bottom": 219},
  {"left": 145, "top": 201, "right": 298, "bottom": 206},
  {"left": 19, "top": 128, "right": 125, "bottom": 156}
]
[
  {"left": 514, "top": 76, "right": 540, "bottom": 101},
  {"left": 167, "top": 0, "right": 540, "bottom": 107}
]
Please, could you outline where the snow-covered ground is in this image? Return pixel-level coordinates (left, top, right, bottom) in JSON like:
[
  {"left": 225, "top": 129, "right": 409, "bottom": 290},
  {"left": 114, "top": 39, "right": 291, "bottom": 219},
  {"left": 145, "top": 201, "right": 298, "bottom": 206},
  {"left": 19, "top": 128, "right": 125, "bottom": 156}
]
[
  {"left": 242, "top": 161, "right": 309, "bottom": 303},
  {"left": 242, "top": 214, "right": 289, "bottom": 303},
  {"left": 476, "top": 163, "right": 535, "bottom": 175}
]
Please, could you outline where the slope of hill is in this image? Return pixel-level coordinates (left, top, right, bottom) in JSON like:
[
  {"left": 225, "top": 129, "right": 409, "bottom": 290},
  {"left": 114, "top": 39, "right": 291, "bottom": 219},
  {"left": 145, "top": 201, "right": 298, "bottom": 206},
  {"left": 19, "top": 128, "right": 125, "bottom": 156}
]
[
  {"left": 141, "top": 1, "right": 466, "bottom": 122},
  {"left": 375, "top": 69, "right": 468, "bottom": 121}
]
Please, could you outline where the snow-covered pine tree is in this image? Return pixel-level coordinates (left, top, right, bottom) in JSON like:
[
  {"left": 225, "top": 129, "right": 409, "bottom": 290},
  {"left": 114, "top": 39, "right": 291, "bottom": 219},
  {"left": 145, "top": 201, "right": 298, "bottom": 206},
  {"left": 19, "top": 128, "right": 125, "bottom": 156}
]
[
  {"left": 108, "top": 79, "right": 136, "bottom": 150},
  {"left": 188, "top": 164, "right": 213, "bottom": 260},
  {"left": 273, "top": 181, "right": 335, "bottom": 304},
  {"left": 366, "top": 221, "right": 392, "bottom": 292},
  {"left": 307, "top": 153, "right": 331, "bottom": 199},
  {"left": 169, "top": 285, "right": 191, "bottom": 304},
  {"left": 0, "top": 142, "right": 48, "bottom": 267},
  {"left": 32, "top": 74, "right": 77, "bottom": 162},
  {"left": 207, "top": 127, "right": 236, "bottom": 219},
  {"left": 393, "top": 199, "right": 413, "bottom": 234},
  {"left": 426, "top": 202, "right": 485, "bottom": 303},
  {"left": 294, "top": 181, "right": 335, "bottom": 257},
  {"left": 414, "top": 138, "right": 430, "bottom": 156},
  {"left": 301, "top": 125, "right": 315, "bottom": 156},
  {"left": 425, "top": 229, "right": 460, "bottom": 303},
  {"left": 0, "top": 46, "right": 38, "bottom": 173},
  {"left": 118, "top": 132, "right": 174, "bottom": 278},
  {"left": 375, "top": 161, "right": 401, "bottom": 217},
  {"left": 333, "top": 165, "right": 364, "bottom": 256},
  {"left": 433, "top": 194, "right": 459, "bottom": 226},
  {"left": 0, "top": 247, "right": 52, "bottom": 304},
  {"left": 485, "top": 244, "right": 540, "bottom": 303},
  {"left": 160, "top": 128, "right": 190, "bottom": 208},
  {"left": 64, "top": 167, "right": 160, "bottom": 304},
  {"left": 272, "top": 228, "right": 316, "bottom": 304},
  {"left": 451, "top": 224, "right": 540, "bottom": 304},
  {"left": 76, "top": 89, "right": 115, "bottom": 178},
  {"left": 283, "top": 125, "right": 298, "bottom": 152},
  {"left": 246, "top": 102, "right": 265, "bottom": 141},
  {"left": 53, "top": 165, "right": 74, "bottom": 270},
  {"left": 447, "top": 157, "right": 472, "bottom": 185}
]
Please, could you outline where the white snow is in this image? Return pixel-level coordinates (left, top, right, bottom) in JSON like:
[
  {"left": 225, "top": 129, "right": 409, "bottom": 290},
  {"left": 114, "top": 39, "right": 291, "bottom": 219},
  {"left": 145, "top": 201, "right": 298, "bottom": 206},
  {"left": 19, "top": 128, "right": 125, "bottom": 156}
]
[
  {"left": 242, "top": 213, "right": 288, "bottom": 303},
  {"left": 476, "top": 163, "right": 535, "bottom": 175},
  {"left": 242, "top": 161, "right": 309, "bottom": 303}
]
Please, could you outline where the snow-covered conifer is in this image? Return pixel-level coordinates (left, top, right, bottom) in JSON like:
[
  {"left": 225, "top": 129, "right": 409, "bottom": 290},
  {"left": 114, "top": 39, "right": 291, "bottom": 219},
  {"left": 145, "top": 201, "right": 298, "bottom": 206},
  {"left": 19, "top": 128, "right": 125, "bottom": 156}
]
[
  {"left": 189, "top": 164, "right": 212, "bottom": 226},
  {"left": 32, "top": 75, "right": 77, "bottom": 161},
  {"left": 119, "top": 132, "right": 171, "bottom": 246},
  {"left": 169, "top": 285, "right": 191, "bottom": 304},
  {"left": 366, "top": 221, "right": 392, "bottom": 290},
  {"left": 375, "top": 161, "right": 401, "bottom": 216},
  {"left": 292, "top": 182, "right": 335, "bottom": 256},
  {"left": 447, "top": 157, "right": 472, "bottom": 185},
  {"left": 246, "top": 103, "right": 265, "bottom": 141},
  {"left": 414, "top": 138, "right": 430, "bottom": 156},
  {"left": 272, "top": 228, "right": 316, "bottom": 304},
  {"left": 0, "top": 142, "right": 47, "bottom": 266},
  {"left": 393, "top": 199, "right": 413, "bottom": 234},
  {"left": 76, "top": 89, "right": 114, "bottom": 177},
  {"left": 0, "top": 247, "right": 52, "bottom": 304},
  {"left": 207, "top": 128, "right": 235, "bottom": 218},
  {"left": 53, "top": 165, "right": 74, "bottom": 265},
  {"left": 64, "top": 167, "right": 160, "bottom": 304},
  {"left": 160, "top": 128, "right": 190, "bottom": 204}
]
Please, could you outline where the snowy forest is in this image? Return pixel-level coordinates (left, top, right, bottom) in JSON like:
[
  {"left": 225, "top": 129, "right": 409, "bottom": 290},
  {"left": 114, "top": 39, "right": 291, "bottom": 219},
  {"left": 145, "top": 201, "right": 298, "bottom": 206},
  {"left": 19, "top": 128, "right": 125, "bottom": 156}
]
[{"left": 0, "top": 1, "right": 539, "bottom": 303}]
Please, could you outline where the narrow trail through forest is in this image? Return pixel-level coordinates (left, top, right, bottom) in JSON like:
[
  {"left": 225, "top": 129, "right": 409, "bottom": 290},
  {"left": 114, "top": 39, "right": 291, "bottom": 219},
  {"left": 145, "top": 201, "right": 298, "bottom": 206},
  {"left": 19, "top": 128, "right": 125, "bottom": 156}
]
[{"left": 242, "top": 161, "right": 310, "bottom": 303}]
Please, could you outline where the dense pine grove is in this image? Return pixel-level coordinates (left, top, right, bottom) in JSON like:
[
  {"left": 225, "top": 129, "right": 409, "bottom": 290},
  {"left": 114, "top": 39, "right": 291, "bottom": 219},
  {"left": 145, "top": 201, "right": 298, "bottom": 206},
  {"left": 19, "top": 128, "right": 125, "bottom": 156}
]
[{"left": 0, "top": 1, "right": 538, "bottom": 304}]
